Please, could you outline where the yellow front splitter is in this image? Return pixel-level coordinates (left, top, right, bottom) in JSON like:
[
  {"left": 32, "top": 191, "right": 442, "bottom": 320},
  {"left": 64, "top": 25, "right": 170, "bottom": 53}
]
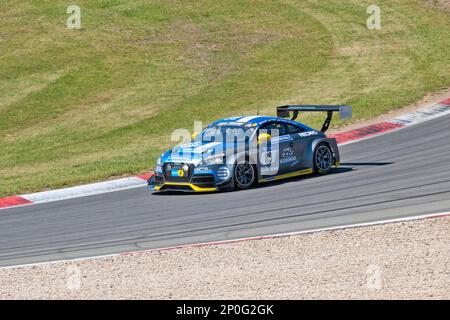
[{"left": 154, "top": 182, "right": 217, "bottom": 192}]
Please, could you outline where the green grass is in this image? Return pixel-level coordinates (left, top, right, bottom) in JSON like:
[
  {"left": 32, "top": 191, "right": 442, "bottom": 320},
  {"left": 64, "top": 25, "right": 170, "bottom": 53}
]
[{"left": 1, "top": 0, "right": 450, "bottom": 196}]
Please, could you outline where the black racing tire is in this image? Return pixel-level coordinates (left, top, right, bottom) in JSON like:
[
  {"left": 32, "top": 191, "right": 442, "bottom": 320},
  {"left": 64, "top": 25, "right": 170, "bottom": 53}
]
[
  {"left": 233, "top": 160, "right": 257, "bottom": 190},
  {"left": 313, "top": 143, "right": 333, "bottom": 174}
]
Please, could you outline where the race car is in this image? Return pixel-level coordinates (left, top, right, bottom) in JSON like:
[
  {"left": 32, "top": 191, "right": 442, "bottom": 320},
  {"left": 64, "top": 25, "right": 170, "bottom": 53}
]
[{"left": 148, "top": 105, "right": 352, "bottom": 192}]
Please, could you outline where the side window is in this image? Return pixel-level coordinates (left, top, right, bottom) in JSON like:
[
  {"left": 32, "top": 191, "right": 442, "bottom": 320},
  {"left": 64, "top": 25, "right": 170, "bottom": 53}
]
[
  {"left": 260, "top": 122, "right": 289, "bottom": 136},
  {"left": 279, "top": 123, "right": 289, "bottom": 136},
  {"left": 259, "top": 123, "right": 274, "bottom": 135},
  {"left": 287, "top": 124, "right": 305, "bottom": 134}
]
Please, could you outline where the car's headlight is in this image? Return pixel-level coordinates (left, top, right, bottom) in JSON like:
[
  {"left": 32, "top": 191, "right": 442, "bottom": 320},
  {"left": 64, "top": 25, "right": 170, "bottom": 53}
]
[{"left": 156, "top": 157, "right": 162, "bottom": 166}]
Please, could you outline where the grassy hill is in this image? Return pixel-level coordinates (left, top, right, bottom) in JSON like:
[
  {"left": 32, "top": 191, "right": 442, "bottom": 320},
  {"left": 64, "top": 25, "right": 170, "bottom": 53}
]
[{"left": 1, "top": 0, "right": 450, "bottom": 196}]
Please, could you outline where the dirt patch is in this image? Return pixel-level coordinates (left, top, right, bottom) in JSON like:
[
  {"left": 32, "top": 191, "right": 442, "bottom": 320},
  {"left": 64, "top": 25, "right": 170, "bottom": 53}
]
[
  {"left": 423, "top": 0, "right": 450, "bottom": 11},
  {"left": 0, "top": 216, "right": 448, "bottom": 299}
]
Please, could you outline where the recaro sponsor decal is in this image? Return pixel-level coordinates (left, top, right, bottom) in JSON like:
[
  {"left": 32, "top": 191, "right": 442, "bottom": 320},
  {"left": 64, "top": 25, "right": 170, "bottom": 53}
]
[{"left": 298, "top": 131, "right": 318, "bottom": 138}]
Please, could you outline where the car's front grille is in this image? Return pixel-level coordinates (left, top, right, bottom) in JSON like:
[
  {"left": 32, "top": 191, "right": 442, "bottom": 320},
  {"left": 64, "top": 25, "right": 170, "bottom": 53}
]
[
  {"left": 163, "top": 162, "right": 193, "bottom": 182},
  {"left": 159, "top": 184, "right": 193, "bottom": 191},
  {"left": 191, "top": 174, "right": 216, "bottom": 189},
  {"left": 191, "top": 174, "right": 215, "bottom": 184}
]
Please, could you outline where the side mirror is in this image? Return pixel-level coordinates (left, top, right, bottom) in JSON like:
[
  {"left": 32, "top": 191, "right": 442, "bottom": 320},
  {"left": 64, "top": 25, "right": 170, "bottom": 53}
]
[{"left": 258, "top": 133, "right": 271, "bottom": 144}]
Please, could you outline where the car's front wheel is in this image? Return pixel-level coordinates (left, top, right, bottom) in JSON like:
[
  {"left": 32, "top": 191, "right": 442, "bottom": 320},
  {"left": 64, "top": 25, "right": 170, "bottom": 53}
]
[
  {"left": 313, "top": 143, "right": 333, "bottom": 174},
  {"left": 234, "top": 161, "right": 256, "bottom": 190}
]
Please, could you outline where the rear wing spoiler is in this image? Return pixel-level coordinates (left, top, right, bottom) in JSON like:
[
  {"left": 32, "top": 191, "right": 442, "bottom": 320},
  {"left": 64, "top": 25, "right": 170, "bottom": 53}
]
[{"left": 277, "top": 105, "right": 352, "bottom": 133}]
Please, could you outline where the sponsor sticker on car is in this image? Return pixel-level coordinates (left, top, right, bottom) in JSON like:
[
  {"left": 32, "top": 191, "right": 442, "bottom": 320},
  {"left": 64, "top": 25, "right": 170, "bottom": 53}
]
[
  {"left": 171, "top": 169, "right": 185, "bottom": 177},
  {"left": 298, "top": 131, "right": 318, "bottom": 138},
  {"left": 280, "top": 147, "right": 296, "bottom": 164}
]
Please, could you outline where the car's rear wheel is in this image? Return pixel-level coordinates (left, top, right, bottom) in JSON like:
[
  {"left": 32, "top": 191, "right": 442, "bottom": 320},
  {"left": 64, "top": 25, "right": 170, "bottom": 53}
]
[
  {"left": 234, "top": 161, "right": 256, "bottom": 190},
  {"left": 314, "top": 143, "right": 333, "bottom": 174}
]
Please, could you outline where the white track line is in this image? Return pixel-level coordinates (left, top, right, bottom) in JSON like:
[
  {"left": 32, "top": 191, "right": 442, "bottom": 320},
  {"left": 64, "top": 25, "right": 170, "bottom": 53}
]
[{"left": 0, "top": 177, "right": 148, "bottom": 211}]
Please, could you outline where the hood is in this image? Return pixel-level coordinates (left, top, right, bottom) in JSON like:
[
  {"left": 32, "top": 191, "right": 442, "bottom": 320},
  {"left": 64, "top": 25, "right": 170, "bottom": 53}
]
[{"left": 162, "top": 141, "right": 224, "bottom": 165}]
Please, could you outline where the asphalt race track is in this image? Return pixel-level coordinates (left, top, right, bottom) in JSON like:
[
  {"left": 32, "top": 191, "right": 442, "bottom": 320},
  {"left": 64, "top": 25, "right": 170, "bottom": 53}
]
[{"left": 1, "top": 115, "right": 449, "bottom": 267}]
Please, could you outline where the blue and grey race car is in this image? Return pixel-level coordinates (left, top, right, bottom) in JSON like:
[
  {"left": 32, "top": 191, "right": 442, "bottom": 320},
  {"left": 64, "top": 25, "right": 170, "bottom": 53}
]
[{"left": 148, "top": 105, "right": 352, "bottom": 192}]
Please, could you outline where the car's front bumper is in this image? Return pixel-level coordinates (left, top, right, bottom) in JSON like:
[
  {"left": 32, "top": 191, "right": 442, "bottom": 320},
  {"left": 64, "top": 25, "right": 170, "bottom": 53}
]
[
  {"left": 153, "top": 182, "right": 218, "bottom": 192},
  {"left": 148, "top": 164, "right": 234, "bottom": 192}
]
